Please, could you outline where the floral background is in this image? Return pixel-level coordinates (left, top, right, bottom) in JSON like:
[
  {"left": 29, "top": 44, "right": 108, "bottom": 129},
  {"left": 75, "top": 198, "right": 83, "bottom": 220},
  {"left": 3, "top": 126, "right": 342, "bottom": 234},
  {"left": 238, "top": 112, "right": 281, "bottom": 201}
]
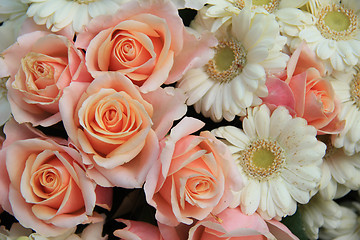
[{"left": 0, "top": 0, "right": 360, "bottom": 239}]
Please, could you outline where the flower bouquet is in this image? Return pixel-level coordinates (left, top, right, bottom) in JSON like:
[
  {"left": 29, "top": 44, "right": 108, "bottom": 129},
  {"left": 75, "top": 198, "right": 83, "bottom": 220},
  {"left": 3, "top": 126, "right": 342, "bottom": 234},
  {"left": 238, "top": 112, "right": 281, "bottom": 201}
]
[{"left": 0, "top": 0, "right": 360, "bottom": 239}]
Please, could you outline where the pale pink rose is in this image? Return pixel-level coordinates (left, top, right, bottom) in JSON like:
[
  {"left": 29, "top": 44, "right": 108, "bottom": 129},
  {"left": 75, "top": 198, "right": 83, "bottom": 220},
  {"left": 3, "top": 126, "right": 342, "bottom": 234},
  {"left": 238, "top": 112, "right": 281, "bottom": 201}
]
[
  {"left": 188, "top": 208, "right": 299, "bottom": 240},
  {"left": 144, "top": 117, "right": 243, "bottom": 226},
  {"left": 262, "top": 42, "right": 344, "bottom": 134},
  {"left": 0, "top": 119, "right": 110, "bottom": 237},
  {"left": 59, "top": 72, "right": 186, "bottom": 188},
  {"left": 1, "top": 31, "right": 91, "bottom": 127},
  {"left": 114, "top": 220, "right": 165, "bottom": 240},
  {"left": 75, "top": 0, "right": 216, "bottom": 93}
]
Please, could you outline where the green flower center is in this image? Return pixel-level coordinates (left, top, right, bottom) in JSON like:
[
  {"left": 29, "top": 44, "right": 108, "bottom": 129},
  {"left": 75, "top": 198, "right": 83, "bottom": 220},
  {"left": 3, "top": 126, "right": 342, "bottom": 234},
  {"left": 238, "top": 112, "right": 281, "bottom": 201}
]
[
  {"left": 206, "top": 39, "right": 247, "bottom": 83},
  {"left": 240, "top": 139, "right": 285, "bottom": 180},
  {"left": 324, "top": 11, "right": 351, "bottom": 32},
  {"left": 317, "top": 4, "right": 358, "bottom": 41},
  {"left": 214, "top": 46, "right": 235, "bottom": 72}
]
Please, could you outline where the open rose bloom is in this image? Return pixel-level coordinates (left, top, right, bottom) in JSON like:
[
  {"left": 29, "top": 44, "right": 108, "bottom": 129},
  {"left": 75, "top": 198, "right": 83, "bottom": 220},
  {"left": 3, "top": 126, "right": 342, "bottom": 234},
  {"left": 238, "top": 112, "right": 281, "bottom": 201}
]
[
  {"left": 262, "top": 42, "right": 344, "bottom": 134},
  {"left": 60, "top": 72, "right": 186, "bottom": 188},
  {"left": 75, "top": 0, "right": 216, "bottom": 93},
  {"left": 1, "top": 31, "right": 91, "bottom": 127},
  {"left": 188, "top": 208, "right": 299, "bottom": 240},
  {"left": 145, "top": 117, "right": 243, "bottom": 226},
  {"left": 0, "top": 119, "right": 111, "bottom": 237}
]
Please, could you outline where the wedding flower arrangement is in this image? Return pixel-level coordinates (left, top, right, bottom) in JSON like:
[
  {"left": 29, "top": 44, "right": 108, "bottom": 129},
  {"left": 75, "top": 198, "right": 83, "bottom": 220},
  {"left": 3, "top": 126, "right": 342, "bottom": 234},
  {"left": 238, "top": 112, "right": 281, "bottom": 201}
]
[{"left": 1, "top": 0, "right": 360, "bottom": 239}]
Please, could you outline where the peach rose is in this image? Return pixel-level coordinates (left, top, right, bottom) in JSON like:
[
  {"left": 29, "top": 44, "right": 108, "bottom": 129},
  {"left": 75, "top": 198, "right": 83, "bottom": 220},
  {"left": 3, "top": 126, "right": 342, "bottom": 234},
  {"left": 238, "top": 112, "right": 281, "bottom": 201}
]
[
  {"left": 75, "top": 0, "right": 216, "bottom": 93},
  {"left": 59, "top": 72, "right": 186, "bottom": 188},
  {"left": 114, "top": 220, "right": 165, "bottom": 240},
  {"left": 0, "top": 119, "right": 110, "bottom": 237},
  {"left": 144, "top": 117, "right": 243, "bottom": 226},
  {"left": 188, "top": 208, "right": 299, "bottom": 240},
  {"left": 262, "top": 43, "right": 344, "bottom": 134},
  {"left": 1, "top": 31, "right": 91, "bottom": 127}
]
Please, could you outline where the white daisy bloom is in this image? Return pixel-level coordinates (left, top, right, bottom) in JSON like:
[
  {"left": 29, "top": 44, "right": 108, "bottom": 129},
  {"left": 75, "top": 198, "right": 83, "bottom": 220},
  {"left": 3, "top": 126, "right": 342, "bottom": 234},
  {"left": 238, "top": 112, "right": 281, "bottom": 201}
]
[
  {"left": 204, "top": 0, "right": 321, "bottom": 32},
  {"left": 178, "top": 8, "right": 288, "bottom": 122},
  {"left": 317, "top": 135, "right": 360, "bottom": 200},
  {"left": 279, "top": 0, "right": 360, "bottom": 73},
  {"left": 23, "top": 0, "right": 130, "bottom": 33},
  {"left": 299, "top": 194, "right": 343, "bottom": 240},
  {"left": 319, "top": 201, "right": 360, "bottom": 240},
  {"left": 0, "top": 0, "right": 28, "bottom": 22},
  {"left": 330, "top": 68, "right": 360, "bottom": 155},
  {"left": 212, "top": 105, "right": 326, "bottom": 220},
  {"left": 0, "top": 0, "right": 29, "bottom": 52}
]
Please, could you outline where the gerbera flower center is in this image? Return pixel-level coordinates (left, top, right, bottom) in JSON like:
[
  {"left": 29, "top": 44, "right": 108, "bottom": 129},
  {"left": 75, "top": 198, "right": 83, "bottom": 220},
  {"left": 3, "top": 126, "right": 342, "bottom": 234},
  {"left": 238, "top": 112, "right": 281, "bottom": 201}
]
[
  {"left": 350, "top": 68, "right": 360, "bottom": 109},
  {"left": 73, "top": 0, "right": 96, "bottom": 3},
  {"left": 240, "top": 139, "right": 285, "bottom": 180},
  {"left": 316, "top": 4, "right": 358, "bottom": 41},
  {"left": 252, "top": 0, "right": 280, "bottom": 13},
  {"left": 234, "top": 0, "right": 246, "bottom": 10},
  {"left": 206, "top": 39, "right": 247, "bottom": 83}
]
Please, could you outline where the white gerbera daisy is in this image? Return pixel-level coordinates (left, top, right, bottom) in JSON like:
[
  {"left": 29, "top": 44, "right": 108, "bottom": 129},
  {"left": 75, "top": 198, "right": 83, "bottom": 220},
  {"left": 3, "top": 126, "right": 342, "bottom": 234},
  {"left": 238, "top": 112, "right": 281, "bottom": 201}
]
[
  {"left": 0, "top": 0, "right": 28, "bottom": 22},
  {"left": 330, "top": 68, "right": 360, "bottom": 155},
  {"left": 317, "top": 135, "right": 360, "bottom": 200},
  {"left": 178, "top": 7, "right": 288, "bottom": 122},
  {"left": 320, "top": 201, "right": 360, "bottom": 240},
  {"left": 212, "top": 105, "right": 326, "bottom": 220},
  {"left": 0, "top": 0, "right": 29, "bottom": 52},
  {"left": 24, "top": 0, "right": 129, "bottom": 33},
  {"left": 299, "top": 194, "right": 343, "bottom": 240},
  {"left": 279, "top": 0, "right": 360, "bottom": 72}
]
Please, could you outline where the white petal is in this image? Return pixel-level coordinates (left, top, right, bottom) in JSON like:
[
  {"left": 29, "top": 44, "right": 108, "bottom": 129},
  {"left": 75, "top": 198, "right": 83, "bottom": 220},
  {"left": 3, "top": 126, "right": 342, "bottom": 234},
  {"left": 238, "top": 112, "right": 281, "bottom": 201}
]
[{"left": 240, "top": 180, "right": 261, "bottom": 215}]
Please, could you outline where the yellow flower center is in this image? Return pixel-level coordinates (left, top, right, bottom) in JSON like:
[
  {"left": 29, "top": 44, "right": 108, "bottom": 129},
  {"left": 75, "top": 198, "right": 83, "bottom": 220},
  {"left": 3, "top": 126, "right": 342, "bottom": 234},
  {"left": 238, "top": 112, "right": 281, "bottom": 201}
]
[
  {"left": 350, "top": 67, "right": 360, "bottom": 109},
  {"left": 317, "top": 4, "right": 358, "bottom": 41},
  {"left": 206, "top": 39, "right": 247, "bottom": 83},
  {"left": 240, "top": 139, "right": 285, "bottom": 180},
  {"left": 252, "top": 0, "right": 280, "bottom": 13}
]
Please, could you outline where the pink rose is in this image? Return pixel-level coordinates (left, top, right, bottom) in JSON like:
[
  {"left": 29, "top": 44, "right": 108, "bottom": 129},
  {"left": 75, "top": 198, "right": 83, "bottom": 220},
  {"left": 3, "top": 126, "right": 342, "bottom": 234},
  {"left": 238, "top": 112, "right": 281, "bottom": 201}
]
[
  {"left": 114, "top": 220, "right": 165, "bottom": 240},
  {"left": 188, "top": 208, "right": 299, "bottom": 240},
  {"left": 0, "top": 119, "right": 110, "bottom": 237},
  {"left": 145, "top": 117, "right": 243, "bottom": 226},
  {"left": 76, "top": 0, "right": 216, "bottom": 93},
  {"left": 1, "top": 31, "right": 91, "bottom": 127},
  {"left": 262, "top": 43, "right": 344, "bottom": 134},
  {"left": 59, "top": 72, "right": 186, "bottom": 188}
]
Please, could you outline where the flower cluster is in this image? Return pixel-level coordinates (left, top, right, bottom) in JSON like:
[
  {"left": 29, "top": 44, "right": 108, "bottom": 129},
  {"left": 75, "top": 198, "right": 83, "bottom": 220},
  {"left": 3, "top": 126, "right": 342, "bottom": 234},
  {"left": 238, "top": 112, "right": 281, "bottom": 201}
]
[{"left": 0, "top": 0, "right": 360, "bottom": 239}]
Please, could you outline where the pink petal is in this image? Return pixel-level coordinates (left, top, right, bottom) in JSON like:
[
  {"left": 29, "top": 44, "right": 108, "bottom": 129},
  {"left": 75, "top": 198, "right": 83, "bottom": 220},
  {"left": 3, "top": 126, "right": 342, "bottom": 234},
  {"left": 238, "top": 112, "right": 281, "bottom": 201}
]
[
  {"left": 288, "top": 72, "right": 307, "bottom": 117},
  {"left": 287, "top": 42, "right": 325, "bottom": 80},
  {"left": 262, "top": 77, "right": 296, "bottom": 115},
  {"left": 142, "top": 87, "right": 187, "bottom": 139}
]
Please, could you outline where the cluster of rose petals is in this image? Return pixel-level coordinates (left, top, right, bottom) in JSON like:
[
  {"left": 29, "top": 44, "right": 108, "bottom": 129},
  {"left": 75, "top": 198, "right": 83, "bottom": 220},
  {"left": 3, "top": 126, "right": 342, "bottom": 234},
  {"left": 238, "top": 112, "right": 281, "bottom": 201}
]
[
  {"left": 0, "top": 119, "right": 110, "bottom": 237},
  {"left": 262, "top": 42, "right": 344, "bottom": 134},
  {"left": 188, "top": 208, "right": 299, "bottom": 240},
  {"left": 145, "top": 117, "right": 243, "bottom": 226},
  {"left": 75, "top": 0, "right": 216, "bottom": 93},
  {"left": 1, "top": 30, "right": 91, "bottom": 127},
  {"left": 60, "top": 72, "right": 186, "bottom": 188}
]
